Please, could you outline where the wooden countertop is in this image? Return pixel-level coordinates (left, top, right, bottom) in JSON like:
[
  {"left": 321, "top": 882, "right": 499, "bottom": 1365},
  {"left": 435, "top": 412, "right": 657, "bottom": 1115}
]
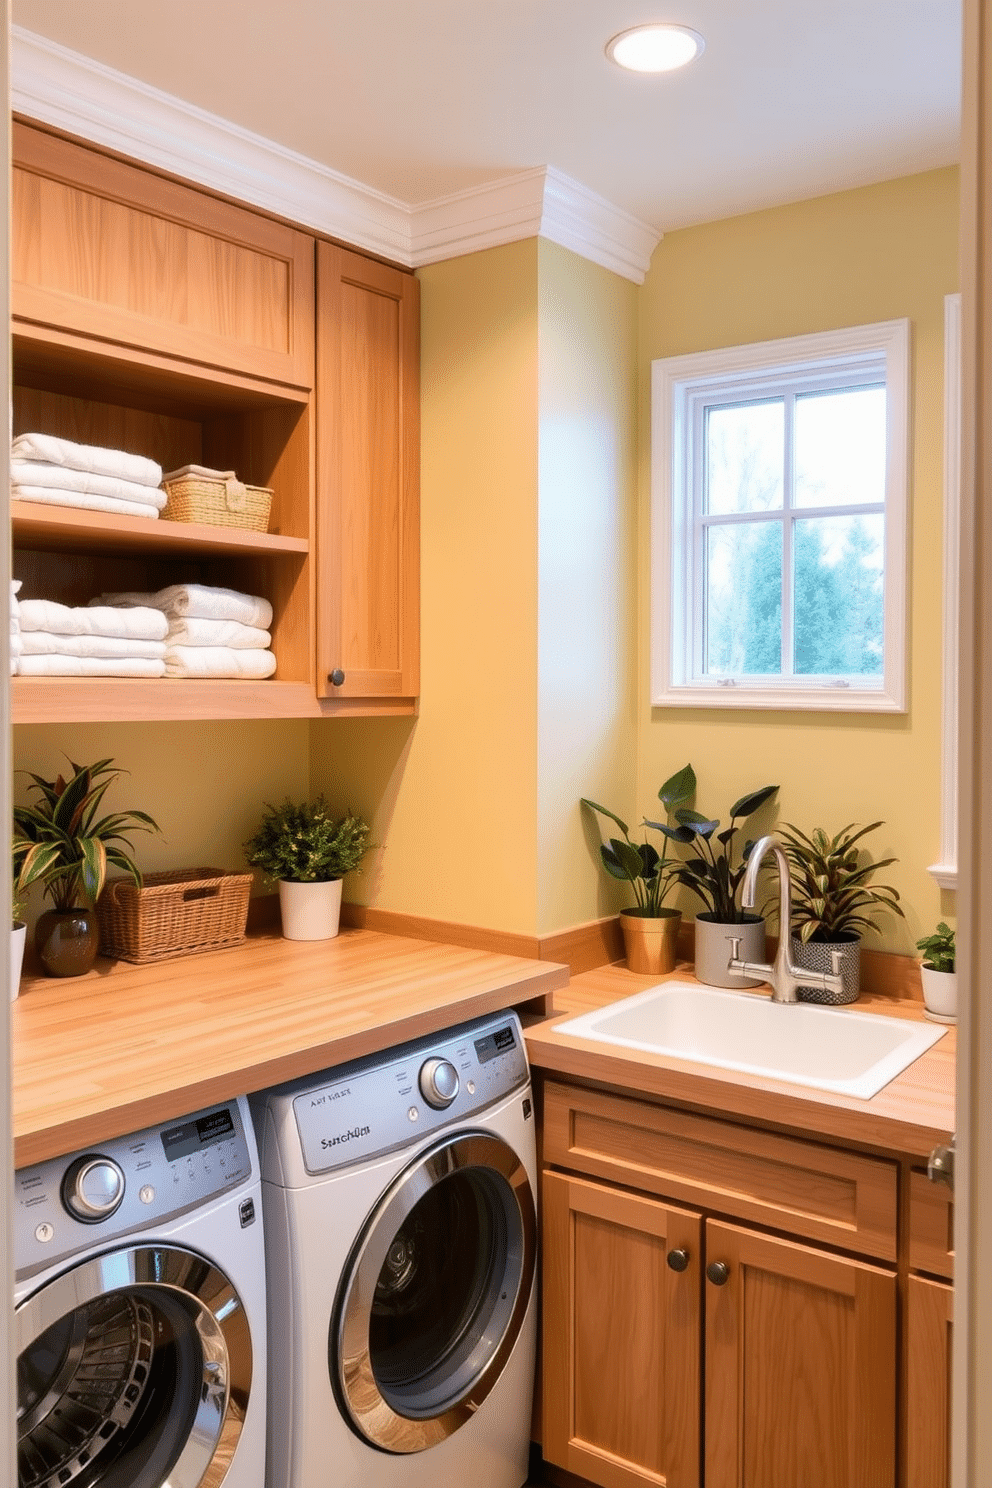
[
  {"left": 12, "top": 926, "right": 568, "bottom": 1168},
  {"left": 523, "top": 961, "right": 955, "bottom": 1160}
]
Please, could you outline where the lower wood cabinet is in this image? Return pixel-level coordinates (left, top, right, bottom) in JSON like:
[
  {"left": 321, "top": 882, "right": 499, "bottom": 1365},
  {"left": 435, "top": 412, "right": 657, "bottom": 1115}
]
[
  {"left": 905, "top": 1275, "right": 953, "bottom": 1488},
  {"left": 542, "top": 1169, "right": 897, "bottom": 1488}
]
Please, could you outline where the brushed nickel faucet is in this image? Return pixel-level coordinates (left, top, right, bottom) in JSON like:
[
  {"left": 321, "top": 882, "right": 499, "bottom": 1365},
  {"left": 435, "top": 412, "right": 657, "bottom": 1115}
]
[{"left": 726, "top": 833, "right": 846, "bottom": 1004}]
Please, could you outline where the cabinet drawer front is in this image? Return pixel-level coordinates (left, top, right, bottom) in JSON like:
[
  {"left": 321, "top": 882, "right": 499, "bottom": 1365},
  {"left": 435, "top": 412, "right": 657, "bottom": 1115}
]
[
  {"left": 12, "top": 123, "right": 315, "bottom": 390},
  {"left": 543, "top": 1081, "right": 897, "bottom": 1260},
  {"left": 909, "top": 1169, "right": 954, "bottom": 1278}
]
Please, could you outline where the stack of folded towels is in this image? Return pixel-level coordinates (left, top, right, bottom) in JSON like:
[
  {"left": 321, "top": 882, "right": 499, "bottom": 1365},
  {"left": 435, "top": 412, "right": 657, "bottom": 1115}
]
[
  {"left": 11, "top": 433, "right": 166, "bottom": 520},
  {"left": 16, "top": 599, "right": 168, "bottom": 677},
  {"left": 10, "top": 581, "right": 22, "bottom": 676},
  {"left": 95, "top": 584, "right": 277, "bottom": 679}
]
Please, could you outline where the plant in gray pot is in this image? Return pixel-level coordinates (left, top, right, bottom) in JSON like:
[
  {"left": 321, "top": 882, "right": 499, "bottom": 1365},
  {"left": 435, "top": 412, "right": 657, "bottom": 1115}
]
[
  {"left": 581, "top": 764, "right": 696, "bottom": 975},
  {"left": 669, "top": 783, "right": 779, "bottom": 987},
  {"left": 777, "top": 821, "right": 904, "bottom": 1004}
]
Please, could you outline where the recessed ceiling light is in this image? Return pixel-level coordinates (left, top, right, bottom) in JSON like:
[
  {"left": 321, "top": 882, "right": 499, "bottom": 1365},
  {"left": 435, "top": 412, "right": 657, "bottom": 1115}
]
[{"left": 606, "top": 23, "right": 705, "bottom": 73}]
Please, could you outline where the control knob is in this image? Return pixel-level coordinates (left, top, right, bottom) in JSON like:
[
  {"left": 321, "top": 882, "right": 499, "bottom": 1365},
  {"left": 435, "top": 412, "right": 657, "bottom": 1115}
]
[
  {"left": 419, "top": 1057, "right": 460, "bottom": 1109},
  {"left": 62, "top": 1156, "right": 126, "bottom": 1223}
]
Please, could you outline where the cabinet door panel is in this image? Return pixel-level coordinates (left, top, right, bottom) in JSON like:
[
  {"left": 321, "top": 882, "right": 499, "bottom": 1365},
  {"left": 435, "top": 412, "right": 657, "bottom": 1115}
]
[
  {"left": 704, "top": 1219, "right": 896, "bottom": 1488},
  {"left": 316, "top": 242, "right": 419, "bottom": 701},
  {"left": 543, "top": 1170, "right": 701, "bottom": 1488},
  {"left": 906, "top": 1275, "right": 953, "bottom": 1488},
  {"left": 909, "top": 1170, "right": 954, "bottom": 1278},
  {"left": 12, "top": 122, "right": 315, "bottom": 389}
]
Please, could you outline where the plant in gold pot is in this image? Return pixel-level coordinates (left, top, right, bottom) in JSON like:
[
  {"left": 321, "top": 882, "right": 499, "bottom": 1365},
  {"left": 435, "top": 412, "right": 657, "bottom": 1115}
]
[
  {"left": 581, "top": 764, "right": 696, "bottom": 974},
  {"left": 243, "top": 798, "right": 371, "bottom": 941},
  {"left": 775, "top": 821, "right": 904, "bottom": 1004},
  {"left": 13, "top": 758, "right": 160, "bottom": 978}
]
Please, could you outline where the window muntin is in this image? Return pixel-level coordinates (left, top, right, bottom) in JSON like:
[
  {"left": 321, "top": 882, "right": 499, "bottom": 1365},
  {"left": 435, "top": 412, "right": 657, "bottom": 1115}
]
[{"left": 651, "top": 320, "right": 909, "bottom": 712}]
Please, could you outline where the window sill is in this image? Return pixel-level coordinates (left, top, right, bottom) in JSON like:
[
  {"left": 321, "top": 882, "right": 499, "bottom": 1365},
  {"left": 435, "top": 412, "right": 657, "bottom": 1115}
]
[{"left": 651, "top": 683, "right": 906, "bottom": 713}]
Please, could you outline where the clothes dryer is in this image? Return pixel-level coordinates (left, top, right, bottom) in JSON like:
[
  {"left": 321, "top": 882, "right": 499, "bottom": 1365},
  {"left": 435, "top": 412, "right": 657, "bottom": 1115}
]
[
  {"left": 14, "top": 1095, "right": 266, "bottom": 1488},
  {"left": 252, "top": 1009, "right": 537, "bottom": 1488}
]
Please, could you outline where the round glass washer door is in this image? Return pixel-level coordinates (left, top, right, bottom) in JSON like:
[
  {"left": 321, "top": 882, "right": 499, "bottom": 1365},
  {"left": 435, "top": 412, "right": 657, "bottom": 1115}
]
[
  {"left": 332, "top": 1129, "right": 536, "bottom": 1454},
  {"left": 15, "top": 1243, "right": 252, "bottom": 1488}
]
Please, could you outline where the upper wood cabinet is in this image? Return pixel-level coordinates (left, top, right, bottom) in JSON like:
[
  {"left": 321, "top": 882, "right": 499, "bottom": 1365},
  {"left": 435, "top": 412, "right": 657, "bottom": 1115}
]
[
  {"left": 12, "top": 121, "right": 315, "bottom": 390},
  {"left": 315, "top": 243, "right": 420, "bottom": 706}
]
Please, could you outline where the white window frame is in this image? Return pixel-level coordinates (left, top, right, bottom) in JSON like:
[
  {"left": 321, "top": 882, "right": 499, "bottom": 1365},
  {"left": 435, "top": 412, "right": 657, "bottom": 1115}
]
[
  {"left": 651, "top": 319, "right": 911, "bottom": 712},
  {"left": 928, "top": 293, "right": 960, "bottom": 890}
]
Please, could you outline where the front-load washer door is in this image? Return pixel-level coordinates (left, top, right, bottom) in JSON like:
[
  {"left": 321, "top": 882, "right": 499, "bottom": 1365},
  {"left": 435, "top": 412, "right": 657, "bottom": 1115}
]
[
  {"left": 15, "top": 1243, "right": 252, "bottom": 1488},
  {"left": 333, "top": 1129, "right": 536, "bottom": 1454}
]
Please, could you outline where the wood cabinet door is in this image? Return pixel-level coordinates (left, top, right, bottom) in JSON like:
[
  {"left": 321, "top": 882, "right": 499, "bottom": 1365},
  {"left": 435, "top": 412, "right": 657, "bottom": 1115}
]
[
  {"left": 704, "top": 1219, "right": 896, "bottom": 1488},
  {"left": 905, "top": 1275, "right": 953, "bottom": 1488},
  {"left": 315, "top": 242, "right": 419, "bottom": 703},
  {"left": 542, "top": 1170, "right": 702, "bottom": 1488},
  {"left": 12, "top": 122, "right": 315, "bottom": 390}
]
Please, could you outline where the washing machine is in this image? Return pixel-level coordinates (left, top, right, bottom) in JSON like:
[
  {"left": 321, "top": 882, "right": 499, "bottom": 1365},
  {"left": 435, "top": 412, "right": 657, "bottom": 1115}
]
[
  {"left": 13, "top": 1095, "right": 267, "bottom": 1488},
  {"left": 252, "top": 1008, "right": 538, "bottom": 1488}
]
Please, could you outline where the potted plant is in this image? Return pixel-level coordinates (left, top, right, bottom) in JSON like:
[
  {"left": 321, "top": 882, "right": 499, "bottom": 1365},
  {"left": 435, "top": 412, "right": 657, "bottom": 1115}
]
[
  {"left": 581, "top": 764, "right": 696, "bottom": 974},
  {"left": 243, "top": 798, "right": 371, "bottom": 941},
  {"left": 916, "top": 921, "right": 956, "bottom": 1022},
  {"left": 669, "top": 783, "right": 779, "bottom": 987},
  {"left": 777, "top": 821, "right": 904, "bottom": 1004},
  {"left": 11, "top": 876, "right": 27, "bottom": 1001},
  {"left": 13, "top": 757, "right": 160, "bottom": 978}
]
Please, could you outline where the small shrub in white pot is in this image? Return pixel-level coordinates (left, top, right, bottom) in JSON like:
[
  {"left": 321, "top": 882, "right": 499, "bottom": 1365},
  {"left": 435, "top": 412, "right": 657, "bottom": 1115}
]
[
  {"left": 244, "top": 799, "right": 371, "bottom": 941},
  {"left": 915, "top": 922, "right": 956, "bottom": 1023}
]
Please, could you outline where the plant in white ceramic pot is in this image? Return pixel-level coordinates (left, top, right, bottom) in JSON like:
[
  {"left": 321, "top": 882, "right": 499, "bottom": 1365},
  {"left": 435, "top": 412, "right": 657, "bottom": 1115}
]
[
  {"left": 243, "top": 798, "right": 371, "bottom": 942},
  {"left": 915, "top": 921, "right": 956, "bottom": 1023},
  {"left": 776, "top": 821, "right": 904, "bottom": 1004},
  {"left": 581, "top": 764, "right": 696, "bottom": 975},
  {"left": 668, "top": 783, "right": 779, "bottom": 987},
  {"left": 10, "top": 871, "right": 27, "bottom": 1002}
]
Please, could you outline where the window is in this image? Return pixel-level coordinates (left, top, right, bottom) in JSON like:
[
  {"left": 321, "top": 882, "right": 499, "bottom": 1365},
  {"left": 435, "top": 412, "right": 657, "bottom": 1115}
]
[{"left": 651, "top": 320, "right": 910, "bottom": 711}]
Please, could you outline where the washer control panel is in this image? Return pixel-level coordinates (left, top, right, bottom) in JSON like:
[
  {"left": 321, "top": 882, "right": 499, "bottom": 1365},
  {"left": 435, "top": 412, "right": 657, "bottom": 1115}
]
[
  {"left": 14, "top": 1097, "right": 254, "bottom": 1280},
  {"left": 291, "top": 1010, "right": 529, "bottom": 1174}
]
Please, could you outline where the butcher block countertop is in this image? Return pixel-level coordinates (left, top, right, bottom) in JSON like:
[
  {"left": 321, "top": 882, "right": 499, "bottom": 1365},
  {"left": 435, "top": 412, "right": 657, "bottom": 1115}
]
[
  {"left": 12, "top": 926, "right": 568, "bottom": 1168},
  {"left": 523, "top": 961, "right": 955, "bottom": 1161}
]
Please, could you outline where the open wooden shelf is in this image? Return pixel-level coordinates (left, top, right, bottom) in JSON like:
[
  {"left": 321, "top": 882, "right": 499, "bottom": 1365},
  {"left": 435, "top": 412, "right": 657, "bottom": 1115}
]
[
  {"left": 12, "top": 501, "right": 310, "bottom": 559},
  {"left": 10, "top": 676, "right": 322, "bottom": 724}
]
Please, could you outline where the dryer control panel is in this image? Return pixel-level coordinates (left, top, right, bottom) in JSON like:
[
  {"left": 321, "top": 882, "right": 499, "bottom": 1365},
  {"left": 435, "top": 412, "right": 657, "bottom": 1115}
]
[
  {"left": 14, "top": 1097, "right": 255, "bottom": 1280},
  {"left": 289, "top": 1010, "right": 530, "bottom": 1175}
]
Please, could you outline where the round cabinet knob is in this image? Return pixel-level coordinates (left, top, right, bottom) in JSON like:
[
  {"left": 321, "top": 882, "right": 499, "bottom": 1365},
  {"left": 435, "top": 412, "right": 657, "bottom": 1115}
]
[
  {"left": 419, "top": 1058, "right": 460, "bottom": 1110},
  {"left": 706, "top": 1260, "right": 730, "bottom": 1286},
  {"left": 328, "top": 669, "right": 346, "bottom": 687},
  {"left": 666, "top": 1248, "right": 690, "bottom": 1273},
  {"left": 62, "top": 1156, "right": 125, "bottom": 1223}
]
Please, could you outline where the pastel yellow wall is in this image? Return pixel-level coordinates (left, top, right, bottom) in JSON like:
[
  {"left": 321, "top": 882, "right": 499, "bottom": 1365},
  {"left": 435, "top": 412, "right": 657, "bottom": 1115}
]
[
  {"left": 12, "top": 721, "right": 310, "bottom": 924},
  {"left": 537, "top": 239, "right": 638, "bottom": 932},
  {"left": 310, "top": 241, "right": 542, "bottom": 933},
  {"left": 639, "top": 168, "right": 960, "bottom": 952}
]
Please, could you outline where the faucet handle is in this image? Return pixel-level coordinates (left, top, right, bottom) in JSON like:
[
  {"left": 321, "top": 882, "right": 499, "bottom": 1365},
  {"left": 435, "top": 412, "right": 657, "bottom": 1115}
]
[
  {"left": 730, "top": 938, "right": 742, "bottom": 961},
  {"left": 829, "top": 950, "right": 843, "bottom": 976}
]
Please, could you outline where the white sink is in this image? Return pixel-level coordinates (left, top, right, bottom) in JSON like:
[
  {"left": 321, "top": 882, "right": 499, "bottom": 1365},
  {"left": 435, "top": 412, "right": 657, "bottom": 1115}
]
[{"left": 554, "top": 981, "right": 948, "bottom": 1099}]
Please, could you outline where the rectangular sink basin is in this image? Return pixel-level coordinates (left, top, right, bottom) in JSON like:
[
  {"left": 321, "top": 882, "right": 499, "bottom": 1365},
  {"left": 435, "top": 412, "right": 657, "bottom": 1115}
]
[{"left": 554, "top": 981, "right": 949, "bottom": 1099}]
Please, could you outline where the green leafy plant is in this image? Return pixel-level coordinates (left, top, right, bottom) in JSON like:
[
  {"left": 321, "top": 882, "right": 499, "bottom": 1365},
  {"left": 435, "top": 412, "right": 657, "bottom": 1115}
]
[
  {"left": 581, "top": 764, "right": 696, "bottom": 917},
  {"left": 244, "top": 798, "right": 371, "bottom": 884},
  {"left": 669, "top": 784, "right": 779, "bottom": 923},
  {"left": 916, "top": 921, "right": 955, "bottom": 973},
  {"left": 776, "top": 822, "right": 904, "bottom": 943},
  {"left": 13, "top": 758, "right": 160, "bottom": 914}
]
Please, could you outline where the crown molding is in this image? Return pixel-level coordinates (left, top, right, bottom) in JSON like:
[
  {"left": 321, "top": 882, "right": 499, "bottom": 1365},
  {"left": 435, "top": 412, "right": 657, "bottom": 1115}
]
[{"left": 11, "top": 25, "right": 660, "bottom": 283}]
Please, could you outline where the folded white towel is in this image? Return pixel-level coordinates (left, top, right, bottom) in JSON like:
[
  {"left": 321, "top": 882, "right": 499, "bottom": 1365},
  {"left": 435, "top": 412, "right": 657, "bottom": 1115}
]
[
  {"left": 18, "top": 655, "right": 167, "bottom": 677},
  {"left": 11, "top": 580, "right": 21, "bottom": 630},
  {"left": 164, "top": 646, "right": 277, "bottom": 679},
  {"left": 12, "top": 433, "right": 162, "bottom": 487},
  {"left": 10, "top": 633, "right": 23, "bottom": 656},
  {"left": 11, "top": 461, "right": 167, "bottom": 510},
  {"left": 165, "top": 617, "right": 271, "bottom": 650},
  {"left": 98, "top": 584, "right": 273, "bottom": 630},
  {"left": 19, "top": 632, "right": 166, "bottom": 660},
  {"left": 11, "top": 486, "right": 161, "bottom": 521},
  {"left": 19, "top": 600, "right": 169, "bottom": 641}
]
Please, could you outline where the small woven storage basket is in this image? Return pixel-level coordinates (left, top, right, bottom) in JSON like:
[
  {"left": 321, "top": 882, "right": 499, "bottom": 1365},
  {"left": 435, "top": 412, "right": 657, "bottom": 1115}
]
[
  {"left": 98, "top": 867, "right": 253, "bottom": 964},
  {"left": 161, "top": 465, "right": 272, "bottom": 533}
]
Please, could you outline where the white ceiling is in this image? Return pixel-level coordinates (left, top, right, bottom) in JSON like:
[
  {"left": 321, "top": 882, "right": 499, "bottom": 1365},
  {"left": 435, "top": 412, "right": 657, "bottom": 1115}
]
[{"left": 11, "top": 0, "right": 961, "bottom": 237}]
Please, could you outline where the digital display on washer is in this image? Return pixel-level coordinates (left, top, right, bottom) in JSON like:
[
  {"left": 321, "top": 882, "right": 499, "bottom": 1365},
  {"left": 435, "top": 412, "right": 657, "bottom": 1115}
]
[
  {"left": 161, "top": 1107, "right": 235, "bottom": 1162},
  {"left": 474, "top": 1024, "right": 516, "bottom": 1063}
]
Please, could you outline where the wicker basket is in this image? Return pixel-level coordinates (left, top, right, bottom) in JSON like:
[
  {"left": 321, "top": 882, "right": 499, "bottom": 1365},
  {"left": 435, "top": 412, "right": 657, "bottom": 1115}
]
[
  {"left": 98, "top": 867, "right": 253, "bottom": 964},
  {"left": 161, "top": 465, "right": 272, "bottom": 533}
]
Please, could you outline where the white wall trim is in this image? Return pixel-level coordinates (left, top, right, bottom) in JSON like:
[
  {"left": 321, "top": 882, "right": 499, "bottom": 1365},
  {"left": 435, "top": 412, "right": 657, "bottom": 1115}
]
[
  {"left": 11, "top": 25, "right": 660, "bottom": 283},
  {"left": 928, "top": 291, "right": 961, "bottom": 891}
]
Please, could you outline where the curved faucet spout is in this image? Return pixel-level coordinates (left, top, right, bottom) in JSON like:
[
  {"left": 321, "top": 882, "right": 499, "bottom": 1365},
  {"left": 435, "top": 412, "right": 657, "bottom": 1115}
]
[{"left": 727, "top": 833, "right": 845, "bottom": 1005}]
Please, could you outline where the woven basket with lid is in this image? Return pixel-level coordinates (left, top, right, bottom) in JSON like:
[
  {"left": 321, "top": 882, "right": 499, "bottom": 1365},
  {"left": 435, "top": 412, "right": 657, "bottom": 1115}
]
[{"left": 161, "top": 465, "right": 272, "bottom": 533}]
